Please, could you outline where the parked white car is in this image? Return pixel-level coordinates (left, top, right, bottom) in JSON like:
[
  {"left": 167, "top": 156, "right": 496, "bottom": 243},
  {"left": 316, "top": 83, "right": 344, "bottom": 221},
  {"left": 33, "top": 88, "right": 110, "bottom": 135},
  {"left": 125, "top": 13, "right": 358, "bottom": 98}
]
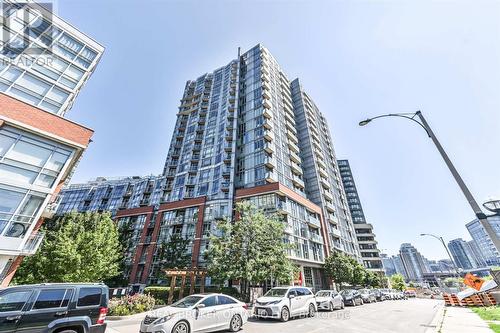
[
  {"left": 254, "top": 286, "right": 317, "bottom": 322},
  {"left": 315, "top": 290, "right": 344, "bottom": 311},
  {"left": 140, "top": 293, "right": 248, "bottom": 333}
]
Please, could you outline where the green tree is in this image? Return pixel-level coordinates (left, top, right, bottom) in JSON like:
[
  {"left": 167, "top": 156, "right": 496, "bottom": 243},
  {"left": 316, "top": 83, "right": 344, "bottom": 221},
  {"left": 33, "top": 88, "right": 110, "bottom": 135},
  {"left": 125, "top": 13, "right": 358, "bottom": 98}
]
[
  {"left": 324, "top": 251, "right": 354, "bottom": 289},
  {"left": 390, "top": 273, "right": 407, "bottom": 291},
  {"left": 364, "top": 270, "right": 382, "bottom": 288},
  {"left": 206, "top": 202, "right": 295, "bottom": 299},
  {"left": 156, "top": 233, "right": 192, "bottom": 269},
  {"left": 14, "top": 212, "right": 122, "bottom": 284},
  {"left": 350, "top": 260, "right": 367, "bottom": 286}
]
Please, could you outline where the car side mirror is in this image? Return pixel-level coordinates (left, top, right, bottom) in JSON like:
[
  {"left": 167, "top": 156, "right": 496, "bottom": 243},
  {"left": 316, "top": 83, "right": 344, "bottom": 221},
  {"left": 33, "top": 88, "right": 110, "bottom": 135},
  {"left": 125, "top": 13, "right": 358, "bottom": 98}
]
[
  {"left": 288, "top": 294, "right": 296, "bottom": 299},
  {"left": 195, "top": 303, "right": 206, "bottom": 309}
]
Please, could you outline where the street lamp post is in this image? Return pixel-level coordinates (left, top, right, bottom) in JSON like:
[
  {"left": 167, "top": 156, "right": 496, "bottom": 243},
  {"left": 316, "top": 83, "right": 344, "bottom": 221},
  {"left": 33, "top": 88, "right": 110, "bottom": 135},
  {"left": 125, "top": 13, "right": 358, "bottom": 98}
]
[
  {"left": 420, "top": 233, "right": 460, "bottom": 277},
  {"left": 359, "top": 111, "right": 500, "bottom": 254}
]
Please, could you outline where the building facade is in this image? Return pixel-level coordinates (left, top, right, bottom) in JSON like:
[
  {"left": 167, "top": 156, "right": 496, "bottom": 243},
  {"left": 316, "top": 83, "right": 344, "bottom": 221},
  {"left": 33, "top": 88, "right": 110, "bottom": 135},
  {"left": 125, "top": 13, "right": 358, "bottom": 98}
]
[
  {"left": 448, "top": 238, "right": 477, "bottom": 270},
  {"left": 0, "top": 1, "right": 103, "bottom": 285},
  {"left": 337, "top": 159, "right": 383, "bottom": 272},
  {"left": 111, "top": 44, "right": 360, "bottom": 290},
  {"left": 56, "top": 175, "right": 165, "bottom": 217},
  {"left": 466, "top": 215, "right": 500, "bottom": 266},
  {"left": 399, "top": 243, "right": 427, "bottom": 282}
]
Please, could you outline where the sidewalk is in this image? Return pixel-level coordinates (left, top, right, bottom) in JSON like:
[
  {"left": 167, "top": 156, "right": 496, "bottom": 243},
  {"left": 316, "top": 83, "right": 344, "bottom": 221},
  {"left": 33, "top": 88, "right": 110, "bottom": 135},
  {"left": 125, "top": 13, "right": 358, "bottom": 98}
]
[{"left": 440, "top": 307, "right": 492, "bottom": 332}]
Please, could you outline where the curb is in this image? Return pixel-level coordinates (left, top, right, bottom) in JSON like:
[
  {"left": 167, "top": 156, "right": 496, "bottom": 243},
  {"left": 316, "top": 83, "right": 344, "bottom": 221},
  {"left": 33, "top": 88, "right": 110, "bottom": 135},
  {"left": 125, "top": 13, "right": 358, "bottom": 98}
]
[{"left": 425, "top": 302, "right": 445, "bottom": 332}]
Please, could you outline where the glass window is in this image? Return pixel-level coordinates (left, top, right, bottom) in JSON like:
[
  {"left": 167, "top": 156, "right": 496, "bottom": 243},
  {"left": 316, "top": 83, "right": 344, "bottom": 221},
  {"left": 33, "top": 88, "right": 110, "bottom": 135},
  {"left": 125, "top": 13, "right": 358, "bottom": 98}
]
[
  {"left": 200, "top": 296, "right": 217, "bottom": 307},
  {"left": 0, "top": 188, "right": 25, "bottom": 214},
  {"left": 33, "top": 289, "right": 66, "bottom": 309},
  {"left": 6, "top": 139, "right": 52, "bottom": 167},
  {"left": 217, "top": 296, "right": 236, "bottom": 305},
  {"left": 45, "top": 151, "right": 70, "bottom": 172},
  {"left": 15, "top": 73, "right": 51, "bottom": 96},
  {"left": 0, "top": 290, "right": 32, "bottom": 312},
  {"left": 77, "top": 288, "right": 101, "bottom": 307}
]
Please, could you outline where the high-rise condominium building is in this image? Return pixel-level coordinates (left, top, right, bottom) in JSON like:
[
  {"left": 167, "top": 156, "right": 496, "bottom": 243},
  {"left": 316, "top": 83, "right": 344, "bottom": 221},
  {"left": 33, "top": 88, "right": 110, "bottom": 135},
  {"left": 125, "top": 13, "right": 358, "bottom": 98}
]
[
  {"left": 113, "top": 44, "right": 360, "bottom": 290},
  {"left": 399, "top": 243, "right": 427, "bottom": 282},
  {"left": 448, "top": 238, "right": 477, "bottom": 270},
  {"left": 338, "top": 159, "right": 383, "bottom": 272},
  {"left": 0, "top": 1, "right": 103, "bottom": 285},
  {"left": 466, "top": 215, "right": 500, "bottom": 266}
]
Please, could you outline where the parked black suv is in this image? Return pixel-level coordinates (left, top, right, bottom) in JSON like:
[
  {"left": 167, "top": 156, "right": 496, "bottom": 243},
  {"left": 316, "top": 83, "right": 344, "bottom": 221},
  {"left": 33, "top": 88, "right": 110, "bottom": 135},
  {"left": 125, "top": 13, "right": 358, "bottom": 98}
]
[{"left": 0, "top": 283, "right": 108, "bottom": 333}]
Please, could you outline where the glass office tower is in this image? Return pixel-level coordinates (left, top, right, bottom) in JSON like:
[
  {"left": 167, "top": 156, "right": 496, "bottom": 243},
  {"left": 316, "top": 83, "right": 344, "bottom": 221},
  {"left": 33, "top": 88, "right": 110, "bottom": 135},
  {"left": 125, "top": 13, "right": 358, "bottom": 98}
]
[{"left": 0, "top": 1, "right": 103, "bottom": 286}]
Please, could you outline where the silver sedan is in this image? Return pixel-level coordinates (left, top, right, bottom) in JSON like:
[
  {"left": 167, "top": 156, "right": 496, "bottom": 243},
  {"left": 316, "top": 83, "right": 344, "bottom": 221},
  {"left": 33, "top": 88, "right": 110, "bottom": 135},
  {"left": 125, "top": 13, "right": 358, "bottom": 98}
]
[{"left": 315, "top": 290, "right": 344, "bottom": 311}]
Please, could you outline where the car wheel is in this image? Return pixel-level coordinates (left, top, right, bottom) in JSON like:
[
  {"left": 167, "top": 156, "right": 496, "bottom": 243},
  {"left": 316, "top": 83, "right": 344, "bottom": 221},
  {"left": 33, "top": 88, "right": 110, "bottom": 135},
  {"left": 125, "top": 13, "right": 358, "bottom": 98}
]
[
  {"left": 57, "top": 331, "right": 78, "bottom": 333},
  {"left": 172, "top": 321, "right": 190, "bottom": 333},
  {"left": 280, "top": 306, "right": 290, "bottom": 322},
  {"left": 308, "top": 304, "right": 316, "bottom": 317},
  {"left": 229, "top": 314, "right": 242, "bottom": 332}
]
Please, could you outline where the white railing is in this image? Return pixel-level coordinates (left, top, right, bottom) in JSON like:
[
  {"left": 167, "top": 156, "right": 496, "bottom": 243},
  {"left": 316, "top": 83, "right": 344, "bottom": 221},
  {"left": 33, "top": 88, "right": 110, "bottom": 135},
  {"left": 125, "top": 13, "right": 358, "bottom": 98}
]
[{"left": 20, "top": 231, "right": 45, "bottom": 255}]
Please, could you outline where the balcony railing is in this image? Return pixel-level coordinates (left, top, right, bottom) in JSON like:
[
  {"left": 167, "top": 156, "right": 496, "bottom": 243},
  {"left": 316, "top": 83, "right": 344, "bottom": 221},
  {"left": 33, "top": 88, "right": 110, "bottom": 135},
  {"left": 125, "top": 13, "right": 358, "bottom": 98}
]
[{"left": 20, "top": 231, "right": 45, "bottom": 255}]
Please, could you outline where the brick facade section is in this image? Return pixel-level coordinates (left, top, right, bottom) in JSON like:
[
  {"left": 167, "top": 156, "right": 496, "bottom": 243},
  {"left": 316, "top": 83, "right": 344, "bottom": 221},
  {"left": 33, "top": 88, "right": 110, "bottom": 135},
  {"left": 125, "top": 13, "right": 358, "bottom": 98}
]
[
  {"left": 0, "top": 93, "right": 93, "bottom": 147},
  {"left": 114, "top": 198, "right": 207, "bottom": 285}
]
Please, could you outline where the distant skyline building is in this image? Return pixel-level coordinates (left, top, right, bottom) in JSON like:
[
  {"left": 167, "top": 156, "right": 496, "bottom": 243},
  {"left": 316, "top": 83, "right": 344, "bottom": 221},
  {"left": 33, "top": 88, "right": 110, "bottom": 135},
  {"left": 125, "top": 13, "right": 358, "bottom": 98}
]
[
  {"left": 448, "top": 238, "right": 477, "bottom": 270},
  {"left": 466, "top": 215, "right": 500, "bottom": 266},
  {"left": 467, "top": 240, "right": 487, "bottom": 268},
  {"left": 399, "top": 243, "right": 428, "bottom": 282},
  {"left": 338, "top": 159, "right": 383, "bottom": 273},
  {"left": 381, "top": 253, "right": 406, "bottom": 278},
  {"left": 0, "top": 1, "right": 103, "bottom": 286}
]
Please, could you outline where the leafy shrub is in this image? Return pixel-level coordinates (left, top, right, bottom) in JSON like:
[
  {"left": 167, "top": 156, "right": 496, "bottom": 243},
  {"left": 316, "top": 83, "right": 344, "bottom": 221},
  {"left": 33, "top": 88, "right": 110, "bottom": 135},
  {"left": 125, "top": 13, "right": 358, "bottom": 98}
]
[{"left": 108, "top": 294, "right": 155, "bottom": 316}]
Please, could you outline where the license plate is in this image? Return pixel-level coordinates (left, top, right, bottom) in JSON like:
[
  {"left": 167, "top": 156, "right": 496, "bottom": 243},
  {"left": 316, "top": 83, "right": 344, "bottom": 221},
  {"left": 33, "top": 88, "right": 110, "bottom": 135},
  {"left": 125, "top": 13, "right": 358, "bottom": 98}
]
[{"left": 259, "top": 309, "right": 267, "bottom": 316}]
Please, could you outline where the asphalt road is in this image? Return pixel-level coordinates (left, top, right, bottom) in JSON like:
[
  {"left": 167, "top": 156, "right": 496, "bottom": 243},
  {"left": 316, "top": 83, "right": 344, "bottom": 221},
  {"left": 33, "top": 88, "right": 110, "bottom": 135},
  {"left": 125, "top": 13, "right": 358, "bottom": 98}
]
[{"left": 107, "top": 298, "right": 443, "bottom": 333}]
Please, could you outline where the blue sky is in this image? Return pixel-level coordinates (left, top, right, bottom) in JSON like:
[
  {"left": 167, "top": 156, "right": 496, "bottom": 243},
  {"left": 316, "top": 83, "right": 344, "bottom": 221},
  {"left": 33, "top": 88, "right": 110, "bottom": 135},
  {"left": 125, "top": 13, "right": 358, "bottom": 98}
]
[{"left": 58, "top": 0, "right": 500, "bottom": 260}]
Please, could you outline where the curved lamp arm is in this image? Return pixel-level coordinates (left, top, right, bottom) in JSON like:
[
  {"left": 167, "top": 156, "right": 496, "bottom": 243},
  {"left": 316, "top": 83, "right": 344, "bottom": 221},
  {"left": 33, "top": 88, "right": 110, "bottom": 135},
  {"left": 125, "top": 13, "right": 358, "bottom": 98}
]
[{"left": 359, "top": 111, "right": 431, "bottom": 137}]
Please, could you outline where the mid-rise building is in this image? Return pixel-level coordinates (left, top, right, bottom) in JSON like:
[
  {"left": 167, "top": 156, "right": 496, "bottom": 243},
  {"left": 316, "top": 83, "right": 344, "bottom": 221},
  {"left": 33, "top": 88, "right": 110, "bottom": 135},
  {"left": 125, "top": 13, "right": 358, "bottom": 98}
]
[
  {"left": 448, "top": 238, "right": 477, "bottom": 270},
  {"left": 0, "top": 1, "right": 103, "bottom": 285},
  {"left": 338, "top": 159, "right": 383, "bottom": 272},
  {"left": 466, "top": 215, "right": 500, "bottom": 266},
  {"left": 399, "top": 243, "right": 427, "bottom": 282},
  {"left": 112, "top": 44, "right": 360, "bottom": 290},
  {"left": 56, "top": 175, "right": 165, "bottom": 217}
]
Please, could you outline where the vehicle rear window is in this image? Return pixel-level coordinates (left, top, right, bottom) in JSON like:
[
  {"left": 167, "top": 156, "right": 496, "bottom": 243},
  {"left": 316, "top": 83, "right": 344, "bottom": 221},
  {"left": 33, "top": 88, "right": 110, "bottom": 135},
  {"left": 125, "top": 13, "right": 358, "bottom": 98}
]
[
  {"left": 301, "top": 288, "right": 312, "bottom": 296},
  {"left": 295, "top": 288, "right": 306, "bottom": 296},
  {"left": 77, "top": 288, "right": 101, "bottom": 307},
  {"left": 33, "top": 289, "right": 69, "bottom": 309},
  {"left": 218, "top": 296, "right": 236, "bottom": 305}
]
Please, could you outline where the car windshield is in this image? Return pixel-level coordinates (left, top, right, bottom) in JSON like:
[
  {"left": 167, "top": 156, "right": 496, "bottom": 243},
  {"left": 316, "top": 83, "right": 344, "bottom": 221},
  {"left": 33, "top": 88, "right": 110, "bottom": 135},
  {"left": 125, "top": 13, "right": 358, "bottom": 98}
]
[
  {"left": 171, "top": 295, "right": 204, "bottom": 308},
  {"left": 359, "top": 289, "right": 369, "bottom": 294},
  {"left": 265, "top": 288, "right": 288, "bottom": 297},
  {"left": 340, "top": 290, "right": 352, "bottom": 296},
  {"left": 316, "top": 291, "right": 330, "bottom": 297}
]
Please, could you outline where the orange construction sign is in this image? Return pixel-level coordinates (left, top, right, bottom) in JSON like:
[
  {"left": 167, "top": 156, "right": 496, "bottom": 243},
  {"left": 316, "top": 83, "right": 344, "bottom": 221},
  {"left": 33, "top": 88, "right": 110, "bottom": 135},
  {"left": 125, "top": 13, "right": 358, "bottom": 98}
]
[{"left": 463, "top": 273, "right": 485, "bottom": 291}]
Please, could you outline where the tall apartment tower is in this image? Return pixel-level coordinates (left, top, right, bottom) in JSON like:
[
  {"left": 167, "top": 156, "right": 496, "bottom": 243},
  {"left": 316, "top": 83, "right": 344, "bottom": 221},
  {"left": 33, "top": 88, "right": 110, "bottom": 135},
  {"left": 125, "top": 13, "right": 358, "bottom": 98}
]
[
  {"left": 337, "top": 159, "right": 383, "bottom": 272},
  {"left": 0, "top": 1, "right": 103, "bottom": 285},
  {"left": 115, "top": 44, "right": 360, "bottom": 290},
  {"left": 399, "top": 243, "right": 427, "bottom": 282},
  {"left": 466, "top": 215, "right": 500, "bottom": 266},
  {"left": 448, "top": 238, "right": 477, "bottom": 270}
]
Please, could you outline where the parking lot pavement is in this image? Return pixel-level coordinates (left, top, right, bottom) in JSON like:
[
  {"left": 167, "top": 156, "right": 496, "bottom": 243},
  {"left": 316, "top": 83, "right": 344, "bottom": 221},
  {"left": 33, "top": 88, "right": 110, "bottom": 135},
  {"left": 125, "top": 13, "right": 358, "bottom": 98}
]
[{"left": 106, "top": 298, "right": 444, "bottom": 333}]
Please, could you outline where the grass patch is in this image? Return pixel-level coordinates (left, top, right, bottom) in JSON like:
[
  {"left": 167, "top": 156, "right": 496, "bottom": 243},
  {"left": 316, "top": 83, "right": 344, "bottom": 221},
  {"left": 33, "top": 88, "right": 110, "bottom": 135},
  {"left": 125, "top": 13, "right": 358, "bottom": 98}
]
[
  {"left": 472, "top": 306, "right": 500, "bottom": 321},
  {"left": 489, "top": 323, "right": 500, "bottom": 333}
]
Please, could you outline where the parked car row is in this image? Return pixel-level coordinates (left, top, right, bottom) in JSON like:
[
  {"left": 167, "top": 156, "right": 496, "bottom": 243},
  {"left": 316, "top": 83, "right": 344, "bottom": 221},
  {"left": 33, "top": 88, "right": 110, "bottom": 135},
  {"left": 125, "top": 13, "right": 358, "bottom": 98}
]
[{"left": 0, "top": 283, "right": 412, "bottom": 333}]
